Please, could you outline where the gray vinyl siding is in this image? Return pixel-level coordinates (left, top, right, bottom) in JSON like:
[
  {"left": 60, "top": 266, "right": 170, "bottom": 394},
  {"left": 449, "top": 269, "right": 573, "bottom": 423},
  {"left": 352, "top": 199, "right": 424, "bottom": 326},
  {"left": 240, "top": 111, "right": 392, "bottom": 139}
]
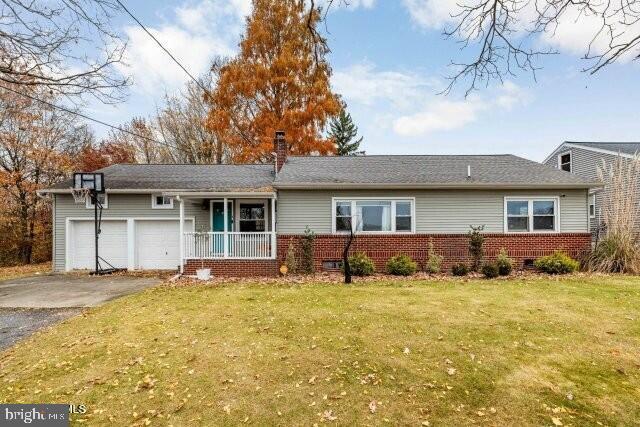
[
  {"left": 544, "top": 144, "right": 640, "bottom": 235},
  {"left": 276, "top": 189, "right": 588, "bottom": 234},
  {"left": 53, "top": 194, "right": 209, "bottom": 271}
]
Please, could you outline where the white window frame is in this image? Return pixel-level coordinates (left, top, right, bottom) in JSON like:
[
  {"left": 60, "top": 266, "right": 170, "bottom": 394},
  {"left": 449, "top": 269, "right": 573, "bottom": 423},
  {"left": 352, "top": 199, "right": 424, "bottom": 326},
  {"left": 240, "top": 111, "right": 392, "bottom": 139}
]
[
  {"left": 331, "top": 197, "right": 416, "bottom": 234},
  {"left": 85, "top": 193, "right": 108, "bottom": 209},
  {"left": 151, "top": 194, "right": 174, "bottom": 209},
  {"left": 504, "top": 197, "right": 560, "bottom": 233},
  {"left": 557, "top": 150, "right": 572, "bottom": 173},
  {"left": 588, "top": 193, "right": 596, "bottom": 219}
]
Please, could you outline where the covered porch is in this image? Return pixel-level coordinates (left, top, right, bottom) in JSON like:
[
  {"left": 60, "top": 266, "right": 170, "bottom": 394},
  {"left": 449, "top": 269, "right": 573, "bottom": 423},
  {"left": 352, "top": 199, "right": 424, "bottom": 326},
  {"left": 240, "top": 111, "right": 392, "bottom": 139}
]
[{"left": 172, "top": 192, "right": 277, "bottom": 271}]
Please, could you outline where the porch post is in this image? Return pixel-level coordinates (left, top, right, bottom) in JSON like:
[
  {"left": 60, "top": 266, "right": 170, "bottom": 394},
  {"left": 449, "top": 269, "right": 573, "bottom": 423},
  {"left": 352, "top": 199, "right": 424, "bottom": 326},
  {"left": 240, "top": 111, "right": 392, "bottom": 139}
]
[
  {"left": 271, "top": 196, "right": 276, "bottom": 259},
  {"left": 223, "top": 197, "right": 228, "bottom": 258},
  {"left": 178, "top": 196, "right": 184, "bottom": 273}
]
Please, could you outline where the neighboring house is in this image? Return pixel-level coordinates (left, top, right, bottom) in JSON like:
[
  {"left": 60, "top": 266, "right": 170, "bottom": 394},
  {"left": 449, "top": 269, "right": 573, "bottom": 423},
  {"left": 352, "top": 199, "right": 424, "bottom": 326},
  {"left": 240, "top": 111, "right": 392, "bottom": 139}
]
[
  {"left": 41, "top": 134, "right": 600, "bottom": 276},
  {"left": 543, "top": 141, "right": 640, "bottom": 238}
]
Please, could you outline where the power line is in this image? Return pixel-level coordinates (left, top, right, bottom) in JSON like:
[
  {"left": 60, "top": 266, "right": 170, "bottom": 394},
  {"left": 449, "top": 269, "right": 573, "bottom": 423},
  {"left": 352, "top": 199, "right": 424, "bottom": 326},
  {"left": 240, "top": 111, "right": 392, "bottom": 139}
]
[
  {"left": 0, "top": 83, "right": 183, "bottom": 152},
  {"left": 114, "top": 0, "right": 208, "bottom": 92}
]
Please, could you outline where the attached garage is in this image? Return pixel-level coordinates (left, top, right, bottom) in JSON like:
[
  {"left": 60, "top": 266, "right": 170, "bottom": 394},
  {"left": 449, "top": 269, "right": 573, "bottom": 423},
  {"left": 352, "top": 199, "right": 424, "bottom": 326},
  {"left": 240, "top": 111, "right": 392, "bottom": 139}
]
[
  {"left": 66, "top": 218, "right": 193, "bottom": 271},
  {"left": 135, "top": 220, "right": 192, "bottom": 270},
  {"left": 69, "top": 220, "right": 128, "bottom": 270}
]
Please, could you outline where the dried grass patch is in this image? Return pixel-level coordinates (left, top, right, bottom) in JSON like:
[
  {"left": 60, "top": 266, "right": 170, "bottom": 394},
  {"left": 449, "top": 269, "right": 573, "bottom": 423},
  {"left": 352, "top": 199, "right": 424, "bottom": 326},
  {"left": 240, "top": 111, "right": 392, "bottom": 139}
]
[{"left": 0, "top": 262, "right": 51, "bottom": 281}]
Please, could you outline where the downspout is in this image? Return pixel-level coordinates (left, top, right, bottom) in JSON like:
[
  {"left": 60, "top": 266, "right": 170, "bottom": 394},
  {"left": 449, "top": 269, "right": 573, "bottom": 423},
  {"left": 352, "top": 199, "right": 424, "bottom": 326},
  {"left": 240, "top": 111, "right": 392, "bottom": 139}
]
[{"left": 177, "top": 195, "right": 184, "bottom": 274}]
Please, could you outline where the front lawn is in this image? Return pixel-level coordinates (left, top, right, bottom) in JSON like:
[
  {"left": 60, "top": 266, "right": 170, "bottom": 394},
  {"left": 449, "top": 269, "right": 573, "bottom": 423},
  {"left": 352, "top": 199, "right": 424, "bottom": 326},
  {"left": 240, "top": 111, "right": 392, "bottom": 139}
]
[{"left": 1, "top": 276, "right": 639, "bottom": 425}]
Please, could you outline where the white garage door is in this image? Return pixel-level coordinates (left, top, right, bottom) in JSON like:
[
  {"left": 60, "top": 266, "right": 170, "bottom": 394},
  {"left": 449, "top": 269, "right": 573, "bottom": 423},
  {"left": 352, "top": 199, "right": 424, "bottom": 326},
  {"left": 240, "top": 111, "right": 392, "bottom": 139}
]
[
  {"left": 71, "top": 220, "right": 128, "bottom": 270},
  {"left": 136, "top": 220, "right": 192, "bottom": 270}
]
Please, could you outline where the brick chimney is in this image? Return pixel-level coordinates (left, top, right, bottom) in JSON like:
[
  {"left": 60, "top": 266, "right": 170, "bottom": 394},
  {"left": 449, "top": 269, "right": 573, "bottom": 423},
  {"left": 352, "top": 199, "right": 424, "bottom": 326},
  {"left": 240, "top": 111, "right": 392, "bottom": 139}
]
[{"left": 274, "top": 130, "right": 287, "bottom": 173}]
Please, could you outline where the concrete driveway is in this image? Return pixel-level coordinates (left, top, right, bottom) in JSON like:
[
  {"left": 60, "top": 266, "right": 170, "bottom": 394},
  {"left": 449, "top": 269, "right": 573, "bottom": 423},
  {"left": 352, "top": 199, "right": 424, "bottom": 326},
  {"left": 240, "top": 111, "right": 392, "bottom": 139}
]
[
  {"left": 0, "top": 274, "right": 160, "bottom": 308},
  {"left": 0, "top": 274, "right": 160, "bottom": 350}
]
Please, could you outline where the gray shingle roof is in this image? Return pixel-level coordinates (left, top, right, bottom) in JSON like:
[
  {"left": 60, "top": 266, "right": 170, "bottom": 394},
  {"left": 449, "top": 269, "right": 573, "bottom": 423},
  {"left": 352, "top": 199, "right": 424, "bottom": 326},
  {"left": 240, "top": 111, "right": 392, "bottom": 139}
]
[
  {"left": 45, "top": 154, "right": 600, "bottom": 193},
  {"left": 566, "top": 141, "right": 640, "bottom": 156},
  {"left": 273, "top": 155, "right": 598, "bottom": 189},
  {"left": 48, "top": 164, "right": 275, "bottom": 192}
]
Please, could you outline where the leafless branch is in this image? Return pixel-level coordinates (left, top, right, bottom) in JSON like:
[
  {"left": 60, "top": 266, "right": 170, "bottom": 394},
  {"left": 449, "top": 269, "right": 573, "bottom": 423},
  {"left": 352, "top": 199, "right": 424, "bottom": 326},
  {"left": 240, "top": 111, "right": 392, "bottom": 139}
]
[
  {"left": 0, "top": 0, "right": 129, "bottom": 103},
  {"left": 442, "top": 0, "right": 640, "bottom": 94}
]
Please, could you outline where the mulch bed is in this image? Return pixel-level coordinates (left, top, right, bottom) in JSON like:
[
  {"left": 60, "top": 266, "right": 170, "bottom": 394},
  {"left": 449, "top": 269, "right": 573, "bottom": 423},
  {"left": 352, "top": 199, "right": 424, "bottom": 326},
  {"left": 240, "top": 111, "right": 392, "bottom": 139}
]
[{"left": 164, "top": 270, "right": 617, "bottom": 288}]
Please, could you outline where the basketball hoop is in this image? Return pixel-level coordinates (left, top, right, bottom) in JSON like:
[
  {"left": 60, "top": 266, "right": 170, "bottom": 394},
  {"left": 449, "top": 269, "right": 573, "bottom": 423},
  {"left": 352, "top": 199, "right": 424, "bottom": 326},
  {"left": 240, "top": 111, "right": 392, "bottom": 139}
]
[
  {"left": 70, "top": 171, "right": 120, "bottom": 275},
  {"left": 71, "top": 187, "right": 90, "bottom": 204}
]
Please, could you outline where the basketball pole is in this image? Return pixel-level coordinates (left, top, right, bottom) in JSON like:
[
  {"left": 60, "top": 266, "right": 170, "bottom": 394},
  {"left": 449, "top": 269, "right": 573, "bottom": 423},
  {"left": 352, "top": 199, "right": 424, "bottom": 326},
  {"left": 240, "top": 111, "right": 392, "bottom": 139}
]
[{"left": 93, "top": 190, "right": 99, "bottom": 275}]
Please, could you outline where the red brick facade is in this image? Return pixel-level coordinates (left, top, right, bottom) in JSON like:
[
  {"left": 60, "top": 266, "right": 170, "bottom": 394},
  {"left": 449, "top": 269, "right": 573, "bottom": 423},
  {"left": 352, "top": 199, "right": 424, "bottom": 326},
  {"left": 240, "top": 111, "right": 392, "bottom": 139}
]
[
  {"left": 183, "top": 233, "right": 591, "bottom": 276},
  {"left": 184, "top": 259, "right": 278, "bottom": 277},
  {"left": 277, "top": 233, "right": 592, "bottom": 272}
]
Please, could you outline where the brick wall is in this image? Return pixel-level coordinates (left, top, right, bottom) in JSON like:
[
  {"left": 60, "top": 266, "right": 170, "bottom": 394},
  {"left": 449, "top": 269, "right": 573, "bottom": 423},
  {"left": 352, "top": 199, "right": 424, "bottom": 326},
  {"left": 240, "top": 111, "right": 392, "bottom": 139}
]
[
  {"left": 277, "top": 233, "right": 592, "bottom": 272},
  {"left": 184, "top": 259, "right": 278, "bottom": 277},
  {"left": 183, "top": 233, "right": 591, "bottom": 276}
]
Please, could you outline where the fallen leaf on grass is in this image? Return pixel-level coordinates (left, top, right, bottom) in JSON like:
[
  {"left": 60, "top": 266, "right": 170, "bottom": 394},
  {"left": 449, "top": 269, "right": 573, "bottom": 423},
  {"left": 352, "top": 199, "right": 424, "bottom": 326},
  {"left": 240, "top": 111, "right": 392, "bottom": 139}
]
[
  {"left": 446, "top": 368, "right": 456, "bottom": 376},
  {"left": 322, "top": 410, "right": 337, "bottom": 421},
  {"left": 552, "top": 417, "right": 563, "bottom": 426}
]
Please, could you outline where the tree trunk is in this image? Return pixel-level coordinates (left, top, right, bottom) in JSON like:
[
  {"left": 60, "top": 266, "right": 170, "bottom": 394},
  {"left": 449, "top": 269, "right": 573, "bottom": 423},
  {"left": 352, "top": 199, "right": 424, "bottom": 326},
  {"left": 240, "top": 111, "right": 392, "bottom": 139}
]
[
  {"left": 18, "top": 193, "right": 32, "bottom": 264},
  {"left": 343, "top": 229, "right": 354, "bottom": 284}
]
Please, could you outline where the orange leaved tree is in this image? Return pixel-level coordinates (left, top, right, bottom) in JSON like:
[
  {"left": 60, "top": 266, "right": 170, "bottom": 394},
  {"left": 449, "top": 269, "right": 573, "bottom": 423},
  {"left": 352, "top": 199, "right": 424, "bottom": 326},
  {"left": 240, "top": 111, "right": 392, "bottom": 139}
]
[
  {"left": 0, "top": 82, "right": 85, "bottom": 264},
  {"left": 206, "top": 0, "right": 341, "bottom": 163}
]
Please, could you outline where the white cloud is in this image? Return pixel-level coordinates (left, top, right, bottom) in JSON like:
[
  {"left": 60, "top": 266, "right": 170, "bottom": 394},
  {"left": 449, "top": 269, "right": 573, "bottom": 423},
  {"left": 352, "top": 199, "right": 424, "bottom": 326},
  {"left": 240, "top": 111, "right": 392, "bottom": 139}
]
[
  {"left": 393, "top": 97, "right": 484, "bottom": 135},
  {"left": 343, "top": 0, "right": 376, "bottom": 9},
  {"left": 402, "top": 0, "right": 460, "bottom": 29},
  {"left": 118, "top": 0, "right": 251, "bottom": 96},
  {"left": 495, "top": 80, "right": 531, "bottom": 109},
  {"left": 392, "top": 82, "right": 529, "bottom": 136},
  {"left": 538, "top": 6, "right": 640, "bottom": 61},
  {"left": 314, "top": 0, "right": 376, "bottom": 11},
  {"left": 332, "top": 62, "right": 436, "bottom": 109},
  {"left": 334, "top": 61, "right": 529, "bottom": 137}
]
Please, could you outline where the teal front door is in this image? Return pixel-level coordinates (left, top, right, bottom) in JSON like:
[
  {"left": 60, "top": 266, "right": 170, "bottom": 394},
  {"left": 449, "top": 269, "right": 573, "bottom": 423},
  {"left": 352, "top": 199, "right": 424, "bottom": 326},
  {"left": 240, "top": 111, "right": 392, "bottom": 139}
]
[{"left": 212, "top": 201, "right": 233, "bottom": 254}]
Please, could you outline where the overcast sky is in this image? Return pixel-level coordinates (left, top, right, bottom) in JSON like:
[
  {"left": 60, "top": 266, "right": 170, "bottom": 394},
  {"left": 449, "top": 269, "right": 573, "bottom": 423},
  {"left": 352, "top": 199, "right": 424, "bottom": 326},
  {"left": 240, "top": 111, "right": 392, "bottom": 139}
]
[{"left": 90, "top": 0, "right": 640, "bottom": 161}]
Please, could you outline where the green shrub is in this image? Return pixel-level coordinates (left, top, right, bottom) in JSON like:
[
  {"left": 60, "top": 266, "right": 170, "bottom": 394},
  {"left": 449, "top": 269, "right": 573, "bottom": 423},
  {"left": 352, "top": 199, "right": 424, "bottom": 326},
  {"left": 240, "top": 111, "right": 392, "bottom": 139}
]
[
  {"left": 425, "top": 240, "right": 443, "bottom": 274},
  {"left": 467, "top": 225, "right": 486, "bottom": 271},
  {"left": 345, "top": 252, "right": 375, "bottom": 276},
  {"left": 451, "top": 263, "right": 469, "bottom": 276},
  {"left": 299, "top": 226, "right": 316, "bottom": 274},
  {"left": 495, "top": 248, "right": 514, "bottom": 276},
  {"left": 386, "top": 254, "right": 417, "bottom": 276},
  {"left": 481, "top": 263, "right": 499, "bottom": 278},
  {"left": 534, "top": 251, "right": 580, "bottom": 274}
]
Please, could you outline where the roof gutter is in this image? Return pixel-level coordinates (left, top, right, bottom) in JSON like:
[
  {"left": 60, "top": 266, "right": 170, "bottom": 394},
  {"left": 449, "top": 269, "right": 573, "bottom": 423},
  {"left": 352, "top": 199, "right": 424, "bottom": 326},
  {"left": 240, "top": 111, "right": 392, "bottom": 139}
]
[
  {"left": 162, "top": 191, "right": 276, "bottom": 198},
  {"left": 273, "top": 182, "right": 602, "bottom": 190},
  {"left": 39, "top": 189, "right": 275, "bottom": 195}
]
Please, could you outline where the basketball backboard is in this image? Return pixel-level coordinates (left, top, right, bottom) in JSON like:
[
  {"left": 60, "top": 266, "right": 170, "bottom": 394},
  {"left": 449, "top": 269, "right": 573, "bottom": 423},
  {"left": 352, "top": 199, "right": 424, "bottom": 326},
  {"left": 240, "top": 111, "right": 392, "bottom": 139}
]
[{"left": 73, "top": 172, "right": 105, "bottom": 193}]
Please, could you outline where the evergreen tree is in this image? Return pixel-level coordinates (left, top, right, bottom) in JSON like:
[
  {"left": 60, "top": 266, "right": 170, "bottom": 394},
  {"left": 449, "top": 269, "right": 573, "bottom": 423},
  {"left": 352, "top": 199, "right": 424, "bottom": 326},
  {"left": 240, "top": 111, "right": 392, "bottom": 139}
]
[{"left": 329, "top": 109, "right": 364, "bottom": 156}]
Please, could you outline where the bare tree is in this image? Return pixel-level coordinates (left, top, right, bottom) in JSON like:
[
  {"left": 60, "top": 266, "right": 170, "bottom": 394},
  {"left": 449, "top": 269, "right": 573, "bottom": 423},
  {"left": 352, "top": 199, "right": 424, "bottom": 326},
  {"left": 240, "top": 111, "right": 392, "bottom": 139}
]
[
  {"left": 104, "top": 117, "right": 171, "bottom": 164},
  {"left": 157, "top": 65, "right": 227, "bottom": 164},
  {"left": 0, "top": 0, "right": 129, "bottom": 103},
  {"left": 443, "top": 0, "right": 640, "bottom": 94}
]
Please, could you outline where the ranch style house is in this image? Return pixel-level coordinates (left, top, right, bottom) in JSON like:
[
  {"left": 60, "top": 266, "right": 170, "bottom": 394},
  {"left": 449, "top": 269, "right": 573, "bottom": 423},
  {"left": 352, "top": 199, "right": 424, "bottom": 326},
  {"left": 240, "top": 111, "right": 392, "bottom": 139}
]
[{"left": 41, "top": 132, "right": 601, "bottom": 276}]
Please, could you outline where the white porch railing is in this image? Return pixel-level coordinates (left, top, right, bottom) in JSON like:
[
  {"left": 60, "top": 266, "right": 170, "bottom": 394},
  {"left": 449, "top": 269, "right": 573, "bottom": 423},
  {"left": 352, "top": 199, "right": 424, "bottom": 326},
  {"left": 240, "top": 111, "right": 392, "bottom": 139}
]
[{"left": 184, "top": 232, "right": 275, "bottom": 259}]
